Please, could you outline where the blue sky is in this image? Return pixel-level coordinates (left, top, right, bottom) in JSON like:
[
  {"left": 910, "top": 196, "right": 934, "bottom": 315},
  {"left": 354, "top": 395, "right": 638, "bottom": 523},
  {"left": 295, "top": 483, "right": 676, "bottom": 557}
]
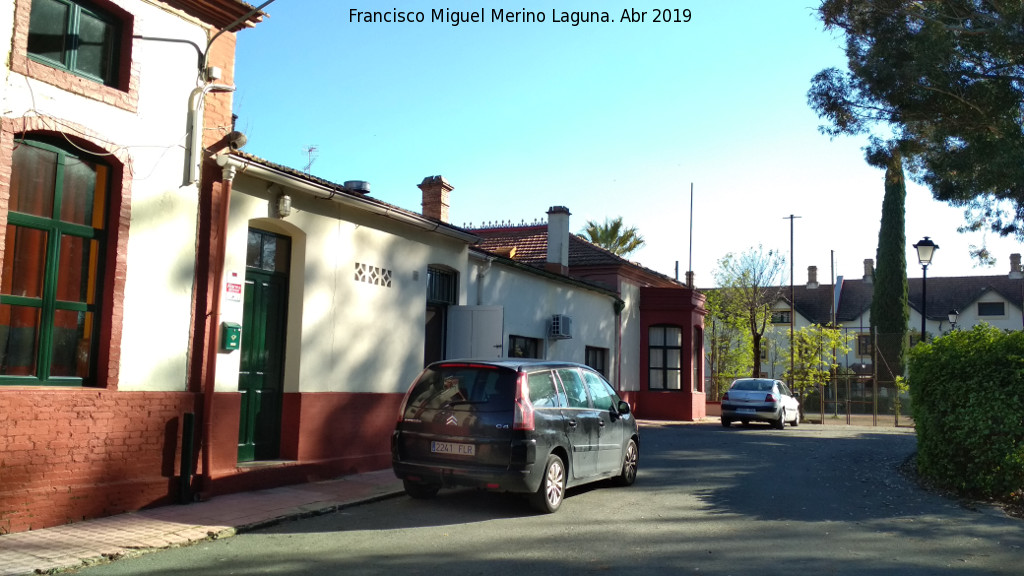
[{"left": 232, "top": 0, "right": 1022, "bottom": 287}]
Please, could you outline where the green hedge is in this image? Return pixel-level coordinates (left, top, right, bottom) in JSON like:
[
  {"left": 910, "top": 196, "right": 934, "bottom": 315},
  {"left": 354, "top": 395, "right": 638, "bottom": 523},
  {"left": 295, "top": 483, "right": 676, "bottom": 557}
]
[{"left": 909, "top": 324, "right": 1024, "bottom": 499}]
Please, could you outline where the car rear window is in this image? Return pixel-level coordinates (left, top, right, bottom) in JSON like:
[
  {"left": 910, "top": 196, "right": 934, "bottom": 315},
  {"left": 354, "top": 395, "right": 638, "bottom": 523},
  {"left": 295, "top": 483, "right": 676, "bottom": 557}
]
[
  {"left": 403, "top": 364, "right": 516, "bottom": 418},
  {"left": 732, "top": 379, "right": 773, "bottom": 392}
]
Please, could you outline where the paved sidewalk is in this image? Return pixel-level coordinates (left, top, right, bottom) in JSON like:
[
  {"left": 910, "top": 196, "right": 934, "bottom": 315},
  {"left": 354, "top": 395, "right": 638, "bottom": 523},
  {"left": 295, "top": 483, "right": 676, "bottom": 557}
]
[{"left": 0, "top": 469, "right": 404, "bottom": 576}]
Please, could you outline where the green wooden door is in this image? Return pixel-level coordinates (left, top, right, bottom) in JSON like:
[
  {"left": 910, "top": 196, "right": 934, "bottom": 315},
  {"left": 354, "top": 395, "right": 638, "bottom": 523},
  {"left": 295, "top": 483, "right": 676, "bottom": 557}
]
[{"left": 237, "top": 269, "right": 287, "bottom": 462}]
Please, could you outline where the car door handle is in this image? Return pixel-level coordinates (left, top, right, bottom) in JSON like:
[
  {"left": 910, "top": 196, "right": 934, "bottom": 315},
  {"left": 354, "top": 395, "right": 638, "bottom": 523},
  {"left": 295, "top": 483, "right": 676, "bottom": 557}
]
[
  {"left": 598, "top": 420, "right": 606, "bottom": 428},
  {"left": 567, "top": 418, "right": 578, "bottom": 429}
]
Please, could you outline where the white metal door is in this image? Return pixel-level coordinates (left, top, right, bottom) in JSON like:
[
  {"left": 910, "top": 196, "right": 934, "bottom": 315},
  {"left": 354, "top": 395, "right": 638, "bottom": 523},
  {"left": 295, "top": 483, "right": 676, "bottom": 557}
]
[{"left": 446, "top": 306, "right": 504, "bottom": 358}]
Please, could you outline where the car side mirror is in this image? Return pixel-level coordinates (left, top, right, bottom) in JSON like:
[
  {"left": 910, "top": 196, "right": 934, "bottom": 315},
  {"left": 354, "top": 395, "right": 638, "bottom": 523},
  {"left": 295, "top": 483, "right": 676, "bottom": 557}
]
[{"left": 617, "top": 400, "right": 631, "bottom": 416}]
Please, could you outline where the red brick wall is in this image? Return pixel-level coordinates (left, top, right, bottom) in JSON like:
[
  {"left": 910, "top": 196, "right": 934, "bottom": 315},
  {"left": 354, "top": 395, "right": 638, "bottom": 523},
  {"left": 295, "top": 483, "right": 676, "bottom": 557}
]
[
  {"left": 0, "top": 390, "right": 195, "bottom": 534},
  {"left": 9, "top": 0, "right": 141, "bottom": 112},
  {"left": 204, "top": 392, "right": 402, "bottom": 496}
]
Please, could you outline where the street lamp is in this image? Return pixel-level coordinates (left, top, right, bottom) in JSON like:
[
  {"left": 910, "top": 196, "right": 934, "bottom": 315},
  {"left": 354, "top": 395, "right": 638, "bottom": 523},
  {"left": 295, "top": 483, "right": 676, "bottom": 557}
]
[
  {"left": 914, "top": 237, "right": 938, "bottom": 342},
  {"left": 948, "top": 309, "right": 959, "bottom": 331}
]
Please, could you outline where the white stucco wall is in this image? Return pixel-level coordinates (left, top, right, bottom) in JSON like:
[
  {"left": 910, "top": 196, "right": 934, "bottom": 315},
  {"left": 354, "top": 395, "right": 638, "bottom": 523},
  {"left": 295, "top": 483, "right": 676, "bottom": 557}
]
[
  {"left": 222, "top": 177, "right": 470, "bottom": 395},
  {"left": 473, "top": 260, "right": 617, "bottom": 367},
  {"left": 2, "top": 3, "right": 211, "bottom": 391}
]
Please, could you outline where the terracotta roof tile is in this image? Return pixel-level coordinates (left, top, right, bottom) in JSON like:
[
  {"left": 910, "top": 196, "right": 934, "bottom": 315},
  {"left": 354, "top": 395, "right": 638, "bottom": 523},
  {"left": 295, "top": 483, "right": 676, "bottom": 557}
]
[{"left": 470, "top": 225, "right": 683, "bottom": 286}]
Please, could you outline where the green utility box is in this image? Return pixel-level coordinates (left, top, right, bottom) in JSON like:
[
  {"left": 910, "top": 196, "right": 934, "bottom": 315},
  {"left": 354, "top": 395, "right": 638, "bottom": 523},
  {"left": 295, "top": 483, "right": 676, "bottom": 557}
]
[{"left": 221, "top": 322, "right": 242, "bottom": 351}]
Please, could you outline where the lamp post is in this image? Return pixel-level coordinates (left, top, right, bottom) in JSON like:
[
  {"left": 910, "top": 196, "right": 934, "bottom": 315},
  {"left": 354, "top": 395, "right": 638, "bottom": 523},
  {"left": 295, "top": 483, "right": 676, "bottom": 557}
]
[
  {"left": 914, "top": 237, "right": 938, "bottom": 342},
  {"left": 948, "top": 309, "right": 959, "bottom": 331}
]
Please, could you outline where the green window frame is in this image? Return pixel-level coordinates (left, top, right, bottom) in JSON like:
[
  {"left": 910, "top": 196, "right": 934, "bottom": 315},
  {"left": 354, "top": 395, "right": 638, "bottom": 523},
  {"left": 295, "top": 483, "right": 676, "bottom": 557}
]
[
  {"left": 1, "top": 139, "right": 108, "bottom": 386},
  {"left": 27, "top": 0, "right": 121, "bottom": 87}
]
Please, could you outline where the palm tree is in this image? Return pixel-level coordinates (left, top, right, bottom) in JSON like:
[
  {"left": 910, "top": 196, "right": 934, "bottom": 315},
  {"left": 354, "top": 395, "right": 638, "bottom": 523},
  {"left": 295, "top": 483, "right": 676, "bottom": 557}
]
[{"left": 580, "top": 217, "right": 645, "bottom": 258}]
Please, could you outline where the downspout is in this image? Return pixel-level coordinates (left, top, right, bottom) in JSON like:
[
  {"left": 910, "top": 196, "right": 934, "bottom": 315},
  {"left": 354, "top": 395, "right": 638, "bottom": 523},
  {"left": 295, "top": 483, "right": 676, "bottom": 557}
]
[
  {"left": 614, "top": 298, "right": 625, "bottom": 395},
  {"left": 187, "top": 84, "right": 235, "bottom": 495},
  {"left": 185, "top": 83, "right": 235, "bottom": 186},
  {"left": 198, "top": 160, "right": 236, "bottom": 496},
  {"left": 475, "top": 255, "right": 493, "bottom": 305}
]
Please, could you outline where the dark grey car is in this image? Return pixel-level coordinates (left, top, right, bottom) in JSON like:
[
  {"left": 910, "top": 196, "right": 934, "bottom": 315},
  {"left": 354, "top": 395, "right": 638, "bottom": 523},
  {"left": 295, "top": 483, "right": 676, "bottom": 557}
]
[{"left": 391, "top": 359, "right": 639, "bottom": 513}]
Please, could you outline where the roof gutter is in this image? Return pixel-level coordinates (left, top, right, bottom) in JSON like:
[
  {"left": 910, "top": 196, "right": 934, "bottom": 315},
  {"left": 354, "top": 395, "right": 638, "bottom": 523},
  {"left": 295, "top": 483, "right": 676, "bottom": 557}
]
[{"left": 214, "top": 153, "right": 479, "bottom": 244}]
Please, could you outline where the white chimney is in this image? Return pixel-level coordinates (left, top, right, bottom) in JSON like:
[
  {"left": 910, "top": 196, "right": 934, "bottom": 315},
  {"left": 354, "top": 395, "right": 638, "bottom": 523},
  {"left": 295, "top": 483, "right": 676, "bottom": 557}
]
[
  {"left": 545, "top": 206, "right": 570, "bottom": 275},
  {"left": 863, "top": 259, "right": 874, "bottom": 284},
  {"left": 1011, "top": 254, "right": 1023, "bottom": 279}
]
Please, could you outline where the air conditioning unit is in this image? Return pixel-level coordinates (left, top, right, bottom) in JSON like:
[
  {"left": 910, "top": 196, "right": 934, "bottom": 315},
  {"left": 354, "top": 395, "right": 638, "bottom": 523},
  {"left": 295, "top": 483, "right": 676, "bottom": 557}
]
[{"left": 550, "top": 314, "right": 573, "bottom": 339}]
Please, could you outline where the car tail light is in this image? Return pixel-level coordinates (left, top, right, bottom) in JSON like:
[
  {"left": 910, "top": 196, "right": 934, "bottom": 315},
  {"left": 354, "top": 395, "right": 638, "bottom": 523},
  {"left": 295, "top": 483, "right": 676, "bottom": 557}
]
[
  {"left": 765, "top": 393, "right": 777, "bottom": 403},
  {"left": 396, "top": 377, "right": 418, "bottom": 424},
  {"left": 513, "top": 372, "right": 535, "bottom": 431},
  {"left": 722, "top": 392, "right": 730, "bottom": 401}
]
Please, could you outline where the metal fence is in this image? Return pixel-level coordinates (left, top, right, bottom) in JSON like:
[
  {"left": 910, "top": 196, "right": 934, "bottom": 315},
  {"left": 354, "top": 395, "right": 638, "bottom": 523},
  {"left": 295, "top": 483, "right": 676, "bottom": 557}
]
[{"left": 706, "top": 330, "right": 915, "bottom": 428}]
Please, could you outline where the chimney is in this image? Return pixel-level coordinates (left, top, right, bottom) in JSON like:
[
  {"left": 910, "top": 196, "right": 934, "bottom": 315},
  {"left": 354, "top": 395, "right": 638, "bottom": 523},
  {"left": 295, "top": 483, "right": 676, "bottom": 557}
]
[
  {"left": 419, "top": 176, "right": 453, "bottom": 223},
  {"left": 807, "top": 266, "right": 819, "bottom": 289},
  {"left": 545, "top": 206, "right": 571, "bottom": 275},
  {"left": 1011, "top": 254, "right": 1023, "bottom": 279},
  {"left": 863, "top": 259, "right": 874, "bottom": 284}
]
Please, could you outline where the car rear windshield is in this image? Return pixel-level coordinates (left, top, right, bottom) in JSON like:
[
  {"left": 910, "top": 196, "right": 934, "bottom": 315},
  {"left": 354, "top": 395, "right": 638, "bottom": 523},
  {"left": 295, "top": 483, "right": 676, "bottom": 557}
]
[
  {"left": 732, "top": 379, "right": 773, "bottom": 391},
  {"left": 403, "top": 364, "right": 517, "bottom": 418}
]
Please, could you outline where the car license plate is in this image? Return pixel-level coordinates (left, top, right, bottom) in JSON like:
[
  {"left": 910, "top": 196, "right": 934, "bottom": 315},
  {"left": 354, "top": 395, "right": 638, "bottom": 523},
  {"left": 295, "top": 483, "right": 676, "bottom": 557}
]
[
  {"left": 736, "top": 408, "right": 755, "bottom": 414},
  {"left": 431, "top": 441, "right": 475, "bottom": 456}
]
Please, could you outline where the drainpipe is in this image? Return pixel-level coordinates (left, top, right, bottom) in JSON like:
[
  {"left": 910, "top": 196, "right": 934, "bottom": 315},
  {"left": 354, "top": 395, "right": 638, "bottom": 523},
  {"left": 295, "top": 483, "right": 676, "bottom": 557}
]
[
  {"left": 472, "top": 253, "right": 494, "bottom": 305},
  {"left": 198, "top": 161, "right": 237, "bottom": 497},
  {"left": 185, "top": 83, "right": 235, "bottom": 186},
  {"left": 186, "top": 81, "right": 235, "bottom": 496}
]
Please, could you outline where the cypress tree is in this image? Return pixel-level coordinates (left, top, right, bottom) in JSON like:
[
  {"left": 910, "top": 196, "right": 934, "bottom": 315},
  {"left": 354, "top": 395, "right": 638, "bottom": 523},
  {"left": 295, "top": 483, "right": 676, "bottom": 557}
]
[{"left": 870, "top": 151, "right": 910, "bottom": 383}]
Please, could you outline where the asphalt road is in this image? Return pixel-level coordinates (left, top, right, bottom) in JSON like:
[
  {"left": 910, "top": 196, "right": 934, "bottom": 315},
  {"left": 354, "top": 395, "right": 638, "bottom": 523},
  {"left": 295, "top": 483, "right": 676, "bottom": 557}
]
[{"left": 71, "top": 422, "right": 1023, "bottom": 576}]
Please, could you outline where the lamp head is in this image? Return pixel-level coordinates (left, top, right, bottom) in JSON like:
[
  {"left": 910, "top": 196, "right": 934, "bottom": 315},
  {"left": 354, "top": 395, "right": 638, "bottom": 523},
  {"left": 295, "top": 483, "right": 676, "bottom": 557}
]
[{"left": 914, "top": 236, "right": 938, "bottom": 266}]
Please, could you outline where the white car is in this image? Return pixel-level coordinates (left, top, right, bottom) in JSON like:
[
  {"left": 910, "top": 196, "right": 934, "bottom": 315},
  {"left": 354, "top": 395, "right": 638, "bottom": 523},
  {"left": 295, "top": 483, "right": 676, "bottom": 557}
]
[{"left": 720, "top": 378, "right": 800, "bottom": 429}]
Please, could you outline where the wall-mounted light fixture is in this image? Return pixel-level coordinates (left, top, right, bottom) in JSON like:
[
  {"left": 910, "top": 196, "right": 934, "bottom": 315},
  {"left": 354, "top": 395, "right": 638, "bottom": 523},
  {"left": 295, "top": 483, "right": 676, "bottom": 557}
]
[{"left": 277, "top": 194, "right": 292, "bottom": 218}]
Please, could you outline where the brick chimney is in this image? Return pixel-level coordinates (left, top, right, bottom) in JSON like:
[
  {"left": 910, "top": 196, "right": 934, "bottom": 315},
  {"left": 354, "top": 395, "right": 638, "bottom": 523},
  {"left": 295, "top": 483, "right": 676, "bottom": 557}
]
[
  {"left": 1011, "top": 254, "right": 1023, "bottom": 279},
  {"left": 807, "top": 266, "right": 819, "bottom": 289},
  {"left": 545, "top": 206, "right": 570, "bottom": 275},
  {"left": 863, "top": 259, "right": 874, "bottom": 284},
  {"left": 419, "top": 176, "right": 453, "bottom": 223}
]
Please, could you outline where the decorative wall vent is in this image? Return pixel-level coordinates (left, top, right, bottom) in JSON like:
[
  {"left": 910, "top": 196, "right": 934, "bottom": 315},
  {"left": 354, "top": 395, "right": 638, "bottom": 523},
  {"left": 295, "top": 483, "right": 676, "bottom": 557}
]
[
  {"left": 355, "top": 263, "right": 392, "bottom": 287},
  {"left": 550, "top": 314, "right": 573, "bottom": 339}
]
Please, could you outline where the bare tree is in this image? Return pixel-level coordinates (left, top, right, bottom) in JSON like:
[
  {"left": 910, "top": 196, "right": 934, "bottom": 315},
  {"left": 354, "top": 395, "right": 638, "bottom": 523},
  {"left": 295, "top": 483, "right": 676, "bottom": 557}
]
[{"left": 713, "top": 246, "right": 787, "bottom": 378}]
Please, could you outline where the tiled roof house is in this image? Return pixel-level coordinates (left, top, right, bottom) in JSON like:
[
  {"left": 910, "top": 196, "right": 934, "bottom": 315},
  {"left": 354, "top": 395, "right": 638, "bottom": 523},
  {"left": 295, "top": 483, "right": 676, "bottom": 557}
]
[{"left": 467, "top": 208, "right": 707, "bottom": 421}]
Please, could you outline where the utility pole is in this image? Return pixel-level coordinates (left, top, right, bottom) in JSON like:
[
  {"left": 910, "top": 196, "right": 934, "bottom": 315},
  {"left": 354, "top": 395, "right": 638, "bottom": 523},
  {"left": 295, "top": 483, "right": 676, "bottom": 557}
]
[{"left": 783, "top": 214, "right": 801, "bottom": 387}]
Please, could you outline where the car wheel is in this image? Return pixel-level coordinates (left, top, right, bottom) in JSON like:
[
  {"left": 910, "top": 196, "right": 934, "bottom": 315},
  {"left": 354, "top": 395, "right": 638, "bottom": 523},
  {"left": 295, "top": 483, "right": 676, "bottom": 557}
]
[
  {"left": 530, "top": 454, "right": 566, "bottom": 513},
  {"left": 403, "top": 479, "right": 440, "bottom": 500},
  {"left": 721, "top": 417, "right": 731, "bottom": 427},
  {"left": 774, "top": 409, "right": 786, "bottom": 430},
  {"left": 615, "top": 439, "right": 639, "bottom": 486}
]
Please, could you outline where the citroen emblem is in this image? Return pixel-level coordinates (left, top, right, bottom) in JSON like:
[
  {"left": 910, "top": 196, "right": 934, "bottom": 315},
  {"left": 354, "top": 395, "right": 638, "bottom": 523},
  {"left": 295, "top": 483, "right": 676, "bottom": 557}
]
[{"left": 446, "top": 414, "right": 458, "bottom": 426}]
